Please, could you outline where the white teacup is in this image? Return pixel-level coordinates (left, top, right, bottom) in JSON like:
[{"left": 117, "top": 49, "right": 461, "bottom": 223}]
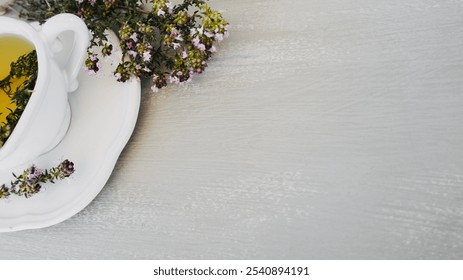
[{"left": 0, "top": 14, "right": 89, "bottom": 169}]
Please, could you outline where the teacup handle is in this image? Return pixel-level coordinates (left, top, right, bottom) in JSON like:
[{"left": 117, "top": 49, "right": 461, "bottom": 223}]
[{"left": 40, "top": 13, "right": 89, "bottom": 92}]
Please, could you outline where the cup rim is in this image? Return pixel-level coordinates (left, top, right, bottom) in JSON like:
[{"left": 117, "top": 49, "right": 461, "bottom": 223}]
[{"left": 0, "top": 17, "right": 49, "bottom": 159}]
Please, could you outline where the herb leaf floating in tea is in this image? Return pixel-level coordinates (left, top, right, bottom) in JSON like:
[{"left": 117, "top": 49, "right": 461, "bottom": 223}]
[
  {"left": 0, "top": 159, "right": 75, "bottom": 199},
  {"left": 16, "top": 0, "right": 229, "bottom": 92},
  {"left": 0, "top": 50, "right": 38, "bottom": 147}
]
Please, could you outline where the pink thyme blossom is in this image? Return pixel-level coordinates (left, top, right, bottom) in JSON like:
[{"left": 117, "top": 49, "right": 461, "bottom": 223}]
[
  {"left": 27, "top": 166, "right": 42, "bottom": 184},
  {"left": 214, "top": 33, "right": 224, "bottom": 42},
  {"left": 85, "top": 68, "right": 97, "bottom": 75},
  {"left": 192, "top": 36, "right": 200, "bottom": 46},
  {"left": 197, "top": 43, "right": 206, "bottom": 51},
  {"left": 145, "top": 42, "right": 153, "bottom": 50}
]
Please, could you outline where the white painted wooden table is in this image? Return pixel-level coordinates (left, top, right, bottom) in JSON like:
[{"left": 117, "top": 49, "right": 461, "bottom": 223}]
[{"left": 1, "top": 0, "right": 463, "bottom": 259}]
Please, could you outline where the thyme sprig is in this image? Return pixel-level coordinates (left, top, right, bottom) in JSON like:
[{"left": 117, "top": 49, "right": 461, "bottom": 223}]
[
  {"left": 0, "top": 50, "right": 38, "bottom": 147},
  {"left": 16, "top": 0, "right": 229, "bottom": 92},
  {"left": 0, "top": 159, "right": 75, "bottom": 199}
]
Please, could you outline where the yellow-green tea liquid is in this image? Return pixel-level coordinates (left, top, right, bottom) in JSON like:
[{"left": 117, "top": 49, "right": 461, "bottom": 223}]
[{"left": 0, "top": 35, "right": 35, "bottom": 124}]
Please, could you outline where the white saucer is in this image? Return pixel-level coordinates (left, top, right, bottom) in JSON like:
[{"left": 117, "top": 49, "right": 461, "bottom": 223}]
[{"left": 0, "top": 31, "right": 141, "bottom": 232}]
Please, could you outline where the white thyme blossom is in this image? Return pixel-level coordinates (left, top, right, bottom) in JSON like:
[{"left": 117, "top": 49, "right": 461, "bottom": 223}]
[
  {"left": 143, "top": 51, "right": 152, "bottom": 62},
  {"left": 170, "top": 27, "right": 179, "bottom": 36},
  {"left": 151, "top": 75, "right": 161, "bottom": 92},
  {"left": 151, "top": 85, "right": 160, "bottom": 93},
  {"left": 169, "top": 75, "right": 180, "bottom": 84},
  {"left": 130, "top": 32, "right": 138, "bottom": 42},
  {"left": 190, "top": 28, "right": 197, "bottom": 37},
  {"left": 166, "top": 1, "right": 173, "bottom": 13},
  {"left": 128, "top": 50, "right": 137, "bottom": 58}
]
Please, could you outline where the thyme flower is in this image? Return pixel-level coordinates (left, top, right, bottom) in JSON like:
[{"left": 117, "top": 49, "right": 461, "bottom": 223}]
[{"left": 16, "top": 0, "right": 230, "bottom": 92}]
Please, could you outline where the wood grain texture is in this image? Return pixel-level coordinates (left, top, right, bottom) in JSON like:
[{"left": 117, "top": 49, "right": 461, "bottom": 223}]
[{"left": 1, "top": 0, "right": 463, "bottom": 259}]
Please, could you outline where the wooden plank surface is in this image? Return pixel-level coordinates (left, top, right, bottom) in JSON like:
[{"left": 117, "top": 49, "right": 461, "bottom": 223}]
[{"left": 1, "top": 0, "right": 463, "bottom": 259}]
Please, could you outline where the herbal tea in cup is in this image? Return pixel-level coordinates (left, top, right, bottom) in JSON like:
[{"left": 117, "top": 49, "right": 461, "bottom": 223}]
[
  {"left": 0, "top": 14, "right": 89, "bottom": 169},
  {"left": 0, "top": 35, "right": 37, "bottom": 146}
]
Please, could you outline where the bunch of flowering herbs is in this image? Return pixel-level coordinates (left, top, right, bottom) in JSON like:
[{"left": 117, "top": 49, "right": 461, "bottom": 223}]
[{"left": 17, "top": 0, "right": 230, "bottom": 92}]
